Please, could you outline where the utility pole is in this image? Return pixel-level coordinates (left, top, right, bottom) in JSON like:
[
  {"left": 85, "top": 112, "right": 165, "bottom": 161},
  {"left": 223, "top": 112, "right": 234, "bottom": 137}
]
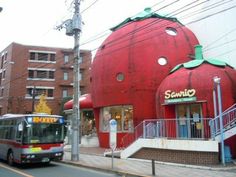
[
  {"left": 213, "top": 76, "right": 225, "bottom": 166},
  {"left": 71, "top": 0, "right": 82, "bottom": 161},
  {"left": 57, "top": 0, "right": 82, "bottom": 161}
]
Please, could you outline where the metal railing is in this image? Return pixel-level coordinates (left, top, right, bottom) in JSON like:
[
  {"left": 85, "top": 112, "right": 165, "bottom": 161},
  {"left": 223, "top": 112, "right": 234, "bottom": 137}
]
[
  {"left": 122, "top": 118, "right": 212, "bottom": 148},
  {"left": 210, "top": 105, "right": 236, "bottom": 139}
]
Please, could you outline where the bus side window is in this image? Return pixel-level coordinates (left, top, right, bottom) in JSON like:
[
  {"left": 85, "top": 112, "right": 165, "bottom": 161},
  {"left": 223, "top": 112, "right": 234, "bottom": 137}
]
[{"left": 16, "top": 123, "right": 23, "bottom": 142}]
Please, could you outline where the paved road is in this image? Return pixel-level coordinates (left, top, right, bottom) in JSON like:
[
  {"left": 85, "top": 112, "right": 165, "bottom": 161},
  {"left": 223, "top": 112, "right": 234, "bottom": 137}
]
[{"left": 0, "top": 161, "right": 122, "bottom": 177}]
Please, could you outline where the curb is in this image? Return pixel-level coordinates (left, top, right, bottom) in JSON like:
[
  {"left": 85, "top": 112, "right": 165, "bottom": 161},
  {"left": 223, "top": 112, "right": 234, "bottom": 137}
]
[
  {"left": 59, "top": 160, "right": 151, "bottom": 177},
  {"left": 127, "top": 157, "right": 236, "bottom": 171}
]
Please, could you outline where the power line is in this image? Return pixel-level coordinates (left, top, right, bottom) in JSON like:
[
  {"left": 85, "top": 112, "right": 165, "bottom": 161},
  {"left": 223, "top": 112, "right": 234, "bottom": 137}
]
[
  {"left": 1, "top": 1, "right": 236, "bottom": 93},
  {"left": 91, "top": 0, "right": 181, "bottom": 49},
  {"left": 203, "top": 27, "right": 236, "bottom": 51},
  {"left": 81, "top": 0, "right": 99, "bottom": 14},
  {"left": 179, "top": 0, "right": 234, "bottom": 20},
  {"left": 0, "top": 0, "right": 177, "bottom": 107},
  {"left": 187, "top": 4, "right": 236, "bottom": 25},
  {"left": 81, "top": 0, "right": 206, "bottom": 50},
  {"left": 91, "top": 4, "right": 236, "bottom": 59},
  {"left": 83, "top": 0, "right": 199, "bottom": 48},
  {"left": 80, "top": 0, "right": 167, "bottom": 47},
  {"left": 81, "top": 0, "right": 234, "bottom": 52},
  {"left": 207, "top": 38, "right": 236, "bottom": 51},
  {"left": 1, "top": 0, "right": 179, "bottom": 84},
  {"left": 213, "top": 46, "right": 236, "bottom": 58},
  {"left": 86, "top": 1, "right": 210, "bottom": 54}
]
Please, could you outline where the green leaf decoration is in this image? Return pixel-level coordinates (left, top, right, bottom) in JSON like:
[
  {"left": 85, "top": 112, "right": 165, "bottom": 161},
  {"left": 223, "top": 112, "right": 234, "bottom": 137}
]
[
  {"left": 206, "top": 59, "right": 226, "bottom": 67},
  {"left": 170, "top": 63, "right": 183, "bottom": 73},
  {"left": 183, "top": 60, "right": 204, "bottom": 68},
  {"left": 111, "top": 8, "right": 181, "bottom": 31}
]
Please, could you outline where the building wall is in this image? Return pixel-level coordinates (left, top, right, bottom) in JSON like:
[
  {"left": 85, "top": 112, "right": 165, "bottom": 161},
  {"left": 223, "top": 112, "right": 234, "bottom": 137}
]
[
  {"left": 131, "top": 148, "right": 219, "bottom": 165},
  {"left": 0, "top": 42, "right": 92, "bottom": 115}
]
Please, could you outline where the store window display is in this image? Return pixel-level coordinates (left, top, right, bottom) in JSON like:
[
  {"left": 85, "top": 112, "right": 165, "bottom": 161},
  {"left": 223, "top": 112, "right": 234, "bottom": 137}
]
[{"left": 100, "top": 105, "right": 133, "bottom": 132}]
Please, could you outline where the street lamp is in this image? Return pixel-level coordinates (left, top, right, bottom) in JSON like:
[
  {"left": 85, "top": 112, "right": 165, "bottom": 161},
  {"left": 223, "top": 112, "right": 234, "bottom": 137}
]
[{"left": 213, "top": 76, "right": 225, "bottom": 166}]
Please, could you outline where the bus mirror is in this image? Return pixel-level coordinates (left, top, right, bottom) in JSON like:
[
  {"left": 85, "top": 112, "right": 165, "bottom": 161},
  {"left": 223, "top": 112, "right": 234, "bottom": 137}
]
[{"left": 18, "top": 123, "right": 23, "bottom": 131}]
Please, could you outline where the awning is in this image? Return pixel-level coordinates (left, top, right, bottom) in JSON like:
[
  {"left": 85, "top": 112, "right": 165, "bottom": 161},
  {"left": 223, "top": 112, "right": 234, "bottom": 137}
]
[{"left": 64, "top": 93, "right": 93, "bottom": 110}]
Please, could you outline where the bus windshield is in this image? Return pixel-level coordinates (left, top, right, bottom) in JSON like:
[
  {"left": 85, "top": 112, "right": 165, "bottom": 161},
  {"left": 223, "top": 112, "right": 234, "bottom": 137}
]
[{"left": 23, "top": 123, "right": 64, "bottom": 144}]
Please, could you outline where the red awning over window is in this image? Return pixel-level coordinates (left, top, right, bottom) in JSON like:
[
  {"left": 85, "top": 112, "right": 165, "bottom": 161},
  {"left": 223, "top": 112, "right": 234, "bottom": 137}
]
[{"left": 64, "top": 94, "right": 93, "bottom": 110}]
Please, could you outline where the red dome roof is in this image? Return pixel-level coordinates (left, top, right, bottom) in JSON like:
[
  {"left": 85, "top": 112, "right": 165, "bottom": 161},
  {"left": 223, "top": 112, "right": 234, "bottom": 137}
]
[
  {"left": 64, "top": 94, "right": 93, "bottom": 110},
  {"left": 156, "top": 64, "right": 236, "bottom": 117},
  {"left": 91, "top": 15, "right": 199, "bottom": 119}
]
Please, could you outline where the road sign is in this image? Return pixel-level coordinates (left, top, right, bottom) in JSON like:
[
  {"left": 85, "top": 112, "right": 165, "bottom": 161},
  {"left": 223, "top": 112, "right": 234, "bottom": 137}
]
[{"left": 109, "top": 119, "right": 117, "bottom": 150}]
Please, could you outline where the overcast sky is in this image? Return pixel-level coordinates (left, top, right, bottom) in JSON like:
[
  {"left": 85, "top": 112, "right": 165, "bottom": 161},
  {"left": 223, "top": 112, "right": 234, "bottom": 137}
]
[
  {"left": 1, "top": 0, "right": 236, "bottom": 67},
  {"left": 0, "top": 0, "right": 164, "bottom": 51}
]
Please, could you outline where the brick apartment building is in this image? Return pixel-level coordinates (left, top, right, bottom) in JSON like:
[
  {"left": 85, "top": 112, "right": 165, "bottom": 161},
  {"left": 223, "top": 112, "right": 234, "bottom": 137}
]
[{"left": 0, "top": 42, "right": 92, "bottom": 115}]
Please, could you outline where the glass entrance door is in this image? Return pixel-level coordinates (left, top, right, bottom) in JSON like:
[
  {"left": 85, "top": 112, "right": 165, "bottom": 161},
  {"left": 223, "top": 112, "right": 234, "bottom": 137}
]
[
  {"left": 176, "top": 104, "right": 202, "bottom": 139},
  {"left": 189, "top": 104, "right": 203, "bottom": 138},
  {"left": 176, "top": 105, "right": 189, "bottom": 138}
]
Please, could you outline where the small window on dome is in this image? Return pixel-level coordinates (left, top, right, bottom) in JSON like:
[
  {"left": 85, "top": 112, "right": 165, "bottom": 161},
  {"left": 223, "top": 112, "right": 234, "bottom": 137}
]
[
  {"left": 165, "top": 27, "right": 177, "bottom": 36},
  {"left": 157, "top": 57, "right": 167, "bottom": 66},
  {"left": 116, "top": 73, "right": 124, "bottom": 82}
]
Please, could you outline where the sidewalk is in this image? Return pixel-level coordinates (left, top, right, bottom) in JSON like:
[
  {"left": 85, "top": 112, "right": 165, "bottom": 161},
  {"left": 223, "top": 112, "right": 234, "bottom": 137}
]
[{"left": 62, "top": 146, "right": 236, "bottom": 177}]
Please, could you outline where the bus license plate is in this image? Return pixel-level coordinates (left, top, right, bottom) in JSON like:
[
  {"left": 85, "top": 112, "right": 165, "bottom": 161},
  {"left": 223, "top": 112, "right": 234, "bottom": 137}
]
[{"left": 42, "top": 158, "right": 50, "bottom": 162}]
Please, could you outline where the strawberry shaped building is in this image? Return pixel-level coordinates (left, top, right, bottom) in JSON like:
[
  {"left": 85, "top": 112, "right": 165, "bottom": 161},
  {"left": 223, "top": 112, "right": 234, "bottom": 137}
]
[
  {"left": 156, "top": 45, "right": 236, "bottom": 158},
  {"left": 91, "top": 8, "right": 199, "bottom": 148}
]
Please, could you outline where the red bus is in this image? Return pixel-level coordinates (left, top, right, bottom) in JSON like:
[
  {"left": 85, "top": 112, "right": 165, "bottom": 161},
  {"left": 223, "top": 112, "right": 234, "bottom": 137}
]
[{"left": 0, "top": 114, "right": 65, "bottom": 165}]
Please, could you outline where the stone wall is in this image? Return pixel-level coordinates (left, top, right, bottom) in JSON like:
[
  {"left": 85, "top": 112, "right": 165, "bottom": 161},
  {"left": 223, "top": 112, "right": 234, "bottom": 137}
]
[{"left": 131, "top": 148, "right": 219, "bottom": 165}]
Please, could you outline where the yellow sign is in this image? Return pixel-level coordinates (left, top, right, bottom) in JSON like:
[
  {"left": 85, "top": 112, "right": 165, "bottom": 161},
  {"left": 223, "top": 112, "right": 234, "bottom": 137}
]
[
  {"left": 32, "top": 117, "right": 58, "bottom": 123},
  {"left": 30, "top": 147, "right": 42, "bottom": 153},
  {"left": 165, "top": 89, "right": 196, "bottom": 99}
]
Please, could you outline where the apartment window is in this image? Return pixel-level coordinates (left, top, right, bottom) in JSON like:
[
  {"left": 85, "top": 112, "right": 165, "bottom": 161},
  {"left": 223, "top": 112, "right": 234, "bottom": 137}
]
[
  {"left": 26, "top": 87, "right": 54, "bottom": 98},
  {"left": 2, "top": 70, "right": 6, "bottom": 79},
  {"left": 49, "top": 71, "right": 54, "bottom": 79},
  {"left": 38, "top": 53, "right": 48, "bottom": 61},
  {"left": 64, "top": 54, "right": 69, "bottom": 63},
  {"left": 28, "top": 69, "right": 55, "bottom": 80},
  {"left": 63, "top": 72, "right": 68, "bottom": 80},
  {"left": 1, "top": 56, "right": 4, "bottom": 69},
  {"left": 47, "top": 89, "right": 53, "bottom": 97},
  {"left": 35, "top": 88, "right": 46, "bottom": 96},
  {"left": 0, "top": 88, "right": 3, "bottom": 97},
  {"left": 62, "top": 89, "right": 68, "bottom": 98},
  {"left": 30, "top": 52, "right": 36, "bottom": 60},
  {"left": 50, "top": 54, "right": 56, "bottom": 61},
  {"left": 28, "top": 70, "right": 34, "bottom": 78},
  {"left": 37, "top": 71, "right": 47, "bottom": 78},
  {"left": 29, "top": 51, "right": 56, "bottom": 63},
  {"left": 4, "top": 52, "right": 7, "bottom": 61}
]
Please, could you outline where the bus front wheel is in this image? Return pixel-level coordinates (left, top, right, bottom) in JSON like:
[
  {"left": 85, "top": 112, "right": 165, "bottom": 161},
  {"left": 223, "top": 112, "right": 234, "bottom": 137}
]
[{"left": 7, "top": 151, "right": 14, "bottom": 166}]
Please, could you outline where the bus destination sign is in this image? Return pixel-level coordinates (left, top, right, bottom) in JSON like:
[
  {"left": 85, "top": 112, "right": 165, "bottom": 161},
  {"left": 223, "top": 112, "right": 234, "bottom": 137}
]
[{"left": 28, "top": 117, "right": 59, "bottom": 124}]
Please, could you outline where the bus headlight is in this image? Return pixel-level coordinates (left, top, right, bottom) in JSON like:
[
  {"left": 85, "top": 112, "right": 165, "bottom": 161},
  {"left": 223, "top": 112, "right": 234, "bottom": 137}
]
[
  {"left": 55, "top": 153, "right": 62, "bottom": 156},
  {"left": 26, "top": 155, "right": 35, "bottom": 159}
]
